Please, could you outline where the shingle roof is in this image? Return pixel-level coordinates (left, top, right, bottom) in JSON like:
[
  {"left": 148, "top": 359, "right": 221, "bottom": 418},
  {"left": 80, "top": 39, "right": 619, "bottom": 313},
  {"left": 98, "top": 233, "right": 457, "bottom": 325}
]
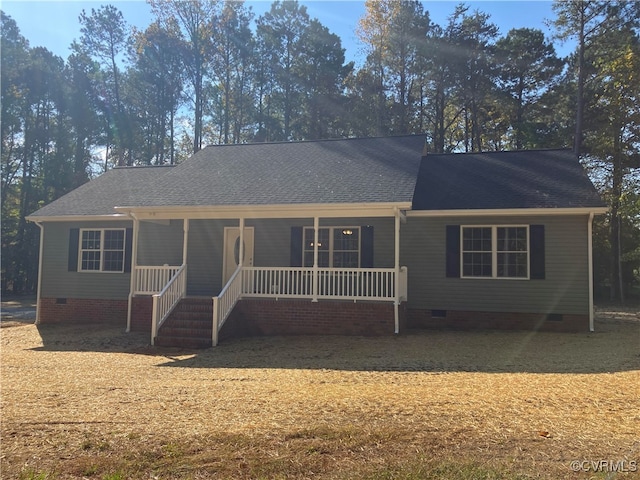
[
  {"left": 29, "top": 140, "right": 605, "bottom": 219},
  {"left": 412, "top": 149, "right": 606, "bottom": 210},
  {"left": 125, "top": 135, "right": 426, "bottom": 207},
  {"left": 29, "top": 165, "right": 175, "bottom": 217}
]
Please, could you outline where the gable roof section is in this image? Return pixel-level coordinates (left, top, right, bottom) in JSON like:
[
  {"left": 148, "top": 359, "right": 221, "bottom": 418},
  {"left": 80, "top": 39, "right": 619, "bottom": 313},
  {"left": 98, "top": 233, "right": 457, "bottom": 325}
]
[
  {"left": 412, "top": 149, "right": 606, "bottom": 210},
  {"left": 123, "top": 135, "right": 426, "bottom": 208},
  {"left": 29, "top": 141, "right": 606, "bottom": 221},
  {"left": 28, "top": 165, "right": 175, "bottom": 218}
]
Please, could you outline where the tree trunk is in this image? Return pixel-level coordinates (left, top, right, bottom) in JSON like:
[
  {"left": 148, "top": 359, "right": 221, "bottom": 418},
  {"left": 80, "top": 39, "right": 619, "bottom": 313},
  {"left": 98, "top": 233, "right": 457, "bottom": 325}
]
[{"left": 574, "top": 5, "right": 586, "bottom": 155}]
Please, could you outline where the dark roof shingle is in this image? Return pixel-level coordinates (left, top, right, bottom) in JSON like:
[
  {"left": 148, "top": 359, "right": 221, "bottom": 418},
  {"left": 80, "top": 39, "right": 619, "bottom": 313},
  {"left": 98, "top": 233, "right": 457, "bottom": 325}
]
[
  {"left": 29, "top": 165, "right": 175, "bottom": 217},
  {"left": 127, "top": 135, "right": 426, "bottom": 207},
  {"left": 29, "top": 141, "right": 605, "bottom": 219},
  {"left": 412, "top": 149, "right": 606, "bottom": 210}
]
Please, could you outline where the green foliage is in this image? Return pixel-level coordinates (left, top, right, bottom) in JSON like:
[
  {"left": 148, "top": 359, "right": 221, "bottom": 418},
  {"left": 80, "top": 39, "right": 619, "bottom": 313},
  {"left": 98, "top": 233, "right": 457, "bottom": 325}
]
[{"left": 18, "top": 469, "right": 57, "bottom": 480}]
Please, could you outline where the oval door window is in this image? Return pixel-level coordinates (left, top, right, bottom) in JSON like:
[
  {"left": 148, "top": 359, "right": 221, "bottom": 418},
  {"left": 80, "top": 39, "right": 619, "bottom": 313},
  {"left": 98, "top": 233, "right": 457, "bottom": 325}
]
[{"left": 234, "top": 237, "right": 245, "bottom": 265}]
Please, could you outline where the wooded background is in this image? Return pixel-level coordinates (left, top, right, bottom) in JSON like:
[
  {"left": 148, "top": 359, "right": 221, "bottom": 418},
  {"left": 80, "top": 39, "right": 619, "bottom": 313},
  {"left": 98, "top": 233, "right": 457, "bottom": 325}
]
[{"left": 2, "top": 0, "right": 639, "bottom": 301}]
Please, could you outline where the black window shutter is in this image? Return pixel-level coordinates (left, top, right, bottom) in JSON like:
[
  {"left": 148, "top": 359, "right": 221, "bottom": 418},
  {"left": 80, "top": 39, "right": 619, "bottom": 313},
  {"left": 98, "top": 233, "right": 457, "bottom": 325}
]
[
  {"left": 290, "top": 226, "right": 303, "bottom": 267},
  {"left": 124, "top": 228, "right": 133, "bottom": 272},
  {"left": 68, "top": 228, "right": 80, "bottom": 271},
  {"left": 361, "top": 225, "right": 374, "bottom": 267},
  {"left": 446, "top": 225, "right": 460, "bottom": 278},
  {"left": 530, "top": 224, "right": 545, "bottom": 279}
]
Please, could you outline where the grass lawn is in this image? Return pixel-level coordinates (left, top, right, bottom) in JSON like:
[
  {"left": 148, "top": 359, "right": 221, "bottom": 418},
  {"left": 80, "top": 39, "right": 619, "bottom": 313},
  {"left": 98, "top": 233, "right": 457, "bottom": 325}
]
[{"left": 1, "top": 305, "right": 639, "bottom": 479}]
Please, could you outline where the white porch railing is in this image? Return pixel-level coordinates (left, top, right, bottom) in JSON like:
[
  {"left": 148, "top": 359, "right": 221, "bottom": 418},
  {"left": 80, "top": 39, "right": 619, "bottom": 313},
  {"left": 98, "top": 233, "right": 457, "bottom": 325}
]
[
  {"left": 241, "top": 267, "right": 314, "bottom": 298},
  {"left": 317, "top": 268, "right": 395, "bottom": 300},
  {"left": 151, "top": 264, "right": 187, "bottom": 345},
  {"left": 135, "top": 265, "right": 182, "bottom": 294},
  {"left": 212, "top": 264, "right": 243, "bottom": 346},
  {"left": 241, "top": 266, "right": 403, "bottom": 301}
]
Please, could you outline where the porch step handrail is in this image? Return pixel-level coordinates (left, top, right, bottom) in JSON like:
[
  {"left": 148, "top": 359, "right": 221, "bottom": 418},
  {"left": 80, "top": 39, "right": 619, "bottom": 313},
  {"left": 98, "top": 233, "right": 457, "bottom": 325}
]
[
  {"left": 151, "top": 264, "right": 187, "bottom": 345},
  {"left": 135, "top": 265, "right": 182, "bottom": 294},
  {"left": 212, "top": 264, "right": 243, "bottom": 346}
]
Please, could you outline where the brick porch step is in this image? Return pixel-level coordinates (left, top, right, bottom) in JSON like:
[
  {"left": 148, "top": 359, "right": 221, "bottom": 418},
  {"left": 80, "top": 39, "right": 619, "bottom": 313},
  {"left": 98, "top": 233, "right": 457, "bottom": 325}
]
[{"left": 155, "top": 298, "right": 214, "bottom": 349}]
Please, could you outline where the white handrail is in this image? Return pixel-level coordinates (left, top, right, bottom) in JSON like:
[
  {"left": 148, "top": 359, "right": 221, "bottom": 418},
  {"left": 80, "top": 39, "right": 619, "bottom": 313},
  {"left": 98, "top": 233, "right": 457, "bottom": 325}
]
[
  {"left": 317, "top": 268, "right": 395, "bottom": 300},
  {"left": 241, "top": 267, "right": 314, "bottom": 298},
  {"left": 135, "top": 265, "right": 182, "bottom": 294},
  {"left": 151, "top": 264, "right": 187, "bottom": 345},
  {"left": 241, "top": 266, "right": 399, "bottom": 301},
  {"left": 212, "top": 264, "right": 243, "bottom": 346}
]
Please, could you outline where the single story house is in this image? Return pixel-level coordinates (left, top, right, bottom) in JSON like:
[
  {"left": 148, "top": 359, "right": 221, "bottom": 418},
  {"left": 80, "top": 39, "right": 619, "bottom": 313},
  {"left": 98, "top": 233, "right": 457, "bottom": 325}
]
[{"left": 27, "top": 135, "right": 607, "bottom": 347}]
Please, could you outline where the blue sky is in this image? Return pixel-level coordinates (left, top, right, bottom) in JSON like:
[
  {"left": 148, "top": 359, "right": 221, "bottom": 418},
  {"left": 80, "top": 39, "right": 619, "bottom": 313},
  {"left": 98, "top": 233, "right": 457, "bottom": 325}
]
[{"left": 2, "top": 0, "right": 573, "bottom": 65}]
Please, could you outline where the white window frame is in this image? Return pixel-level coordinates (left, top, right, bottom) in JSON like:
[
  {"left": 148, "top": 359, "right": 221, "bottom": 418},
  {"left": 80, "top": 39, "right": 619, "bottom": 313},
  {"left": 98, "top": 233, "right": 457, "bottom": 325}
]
[
  {"left": 78, "top": 228, "right": 126, "bottom": 273},
  {"left": 303, "top": 226, "right": 361, "bottom": 268},
  {"left": 460, "top": 225, "right": 530, "bottom": 280}
]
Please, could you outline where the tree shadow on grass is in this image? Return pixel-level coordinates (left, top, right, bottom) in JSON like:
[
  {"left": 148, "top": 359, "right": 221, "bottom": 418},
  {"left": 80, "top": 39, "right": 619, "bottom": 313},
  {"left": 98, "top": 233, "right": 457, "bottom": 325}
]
[
  {"left": 154, "top": 316, "right": 640, "bottom": 374},
  {"left": 26, "top": 311, "right": 640, "bottom": 374},
  {"left": 29, "top": 323, "right": 153, "bottom": 354}
]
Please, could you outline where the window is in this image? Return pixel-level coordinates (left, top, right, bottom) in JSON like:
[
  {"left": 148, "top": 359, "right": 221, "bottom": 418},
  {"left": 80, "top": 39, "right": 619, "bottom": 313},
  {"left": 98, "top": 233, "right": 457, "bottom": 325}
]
[
  {"left": 497, "top": 226, "right": 528, "bottom": 278},
  {"left": 461, "top": 226, "right": 529, "bottom": 279},
  {"left": 79, "top": 229, "right": 126, "bottom": 272},
  {"left": 303, "top": 227, "right": 360, "bottom": 267},
  {"left": 462, "top": 227, "right": 492, "bottom": 277}
]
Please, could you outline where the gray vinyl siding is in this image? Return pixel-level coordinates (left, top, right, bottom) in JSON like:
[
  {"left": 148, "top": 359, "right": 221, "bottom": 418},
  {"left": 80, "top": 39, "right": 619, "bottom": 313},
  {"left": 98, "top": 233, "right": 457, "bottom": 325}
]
[
  {"left": 40, "top": 216, "right": 406, "bottom": 300},
  {"left": 185, "top": 217, "right": 396, "bottom": 296},
  {"left": 137, "top": 219, "right": 184, "bottom": 266},
  {"left": 40, "top": 220, "right": 133, "bottom": 300},
  {"left": 186, "top": 219, "right": 234, "bottom": 296},
  {"left": 401, "top": 215, "right": 590, "bottom": 315}
]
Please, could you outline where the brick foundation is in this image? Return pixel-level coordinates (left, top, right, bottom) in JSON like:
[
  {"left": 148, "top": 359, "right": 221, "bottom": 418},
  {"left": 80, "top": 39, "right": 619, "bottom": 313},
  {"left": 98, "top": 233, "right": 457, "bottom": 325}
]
[
  {"left": 223, "top": 298, "right": 405, "bottom": 338},
  {"left": 407, "top": 308, "right": 589, "bottom": 332},
  {"left": 130, "top": 296, "right": 153, "bottom": 333},
  {"left": 38, "top": 297, "right": 127, "bottom": 326}
]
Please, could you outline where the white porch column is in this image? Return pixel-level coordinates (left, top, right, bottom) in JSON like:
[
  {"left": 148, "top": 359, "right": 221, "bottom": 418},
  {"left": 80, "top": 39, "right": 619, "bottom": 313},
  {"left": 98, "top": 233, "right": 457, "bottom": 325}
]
[
  {"left": 312, "top": 216, "right": 319, "bottom": 302},
  {"left": 126, "top": 214, "right": 140, "bottom": 332},
  {"left": 588, "top": 212, "right": 595, "bottom": 332},
  {"left": 394, "top": 208, "right": 401, "bottom": 334},
  {"left": 238, "top": 217, "right": 245, "bottom": 266},
  {"left": 182, "top": 218, "right": 189, "bottom": 295},
  {"left": 182, "top": 218, "right": 189, "bottom": 265}
]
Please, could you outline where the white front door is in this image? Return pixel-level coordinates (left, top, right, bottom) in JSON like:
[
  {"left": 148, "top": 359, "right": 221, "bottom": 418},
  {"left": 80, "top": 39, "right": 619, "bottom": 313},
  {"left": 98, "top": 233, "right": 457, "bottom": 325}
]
[{"left": 223, "top": 227, "right": 254, "bottom": 284}]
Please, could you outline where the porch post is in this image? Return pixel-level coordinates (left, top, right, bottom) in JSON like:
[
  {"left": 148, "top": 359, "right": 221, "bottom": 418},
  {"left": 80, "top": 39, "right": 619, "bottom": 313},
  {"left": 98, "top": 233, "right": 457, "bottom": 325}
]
[
  {"left": 238, "top": 217, "right": 245, "bottom": 266},
  {"left": 312, "top": 216, "right": 319, "bottom": 302},
  {"left": 212, "top": 297, "right": 219, "bottom": 347},
  {"left": 182, "top": 218, "right": 189, "bottom": 296},
  {"left": 588, "top": 212, "right": 595, "bottom": 332},
  {"left": 394, "top": 208, "right": 401, "bottom": 334},
  {"left": 126, "top": 214, "right": 140, "bottom": 333},
  {"left": 182, "top": 218, "right": 189, "bottom": 265}
]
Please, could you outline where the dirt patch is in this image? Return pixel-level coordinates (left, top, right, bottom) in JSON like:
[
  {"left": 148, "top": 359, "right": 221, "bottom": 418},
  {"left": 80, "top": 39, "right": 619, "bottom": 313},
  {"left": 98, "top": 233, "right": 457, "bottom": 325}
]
[{"left": 1, "top": 308, "right": 639, "bottom": 479}]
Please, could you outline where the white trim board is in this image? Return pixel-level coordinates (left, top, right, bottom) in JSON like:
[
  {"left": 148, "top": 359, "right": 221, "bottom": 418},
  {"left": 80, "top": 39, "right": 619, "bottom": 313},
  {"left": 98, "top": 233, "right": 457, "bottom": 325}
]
[{"left": 406, "top": 207, "right": 608, "bottom": 218}]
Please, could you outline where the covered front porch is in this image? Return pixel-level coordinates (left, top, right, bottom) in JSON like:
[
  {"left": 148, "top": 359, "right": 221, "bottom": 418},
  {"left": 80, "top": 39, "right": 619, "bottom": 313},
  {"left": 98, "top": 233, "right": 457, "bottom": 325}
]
[{"left": 120, "top": 204, "right": 409, "bottom": 347}]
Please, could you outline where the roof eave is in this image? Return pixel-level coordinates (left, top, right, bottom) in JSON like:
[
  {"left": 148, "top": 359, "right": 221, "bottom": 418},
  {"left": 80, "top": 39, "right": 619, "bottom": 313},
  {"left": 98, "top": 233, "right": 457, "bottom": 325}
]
[
  {"left": 114, "top": 202, "right": 413, "bottom": 220},
  {"left": 406, "top": 206, "right": 609, "bottom": 217},
  {"left": 26, "top": 213, "right": 130, "bottom": 223}
]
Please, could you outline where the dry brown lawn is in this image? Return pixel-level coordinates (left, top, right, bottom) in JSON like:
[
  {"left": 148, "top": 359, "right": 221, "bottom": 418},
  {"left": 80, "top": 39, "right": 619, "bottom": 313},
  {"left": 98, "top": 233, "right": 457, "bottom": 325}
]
[{"left": 1, "top": 305, "right": 639, "bottom": 479}]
